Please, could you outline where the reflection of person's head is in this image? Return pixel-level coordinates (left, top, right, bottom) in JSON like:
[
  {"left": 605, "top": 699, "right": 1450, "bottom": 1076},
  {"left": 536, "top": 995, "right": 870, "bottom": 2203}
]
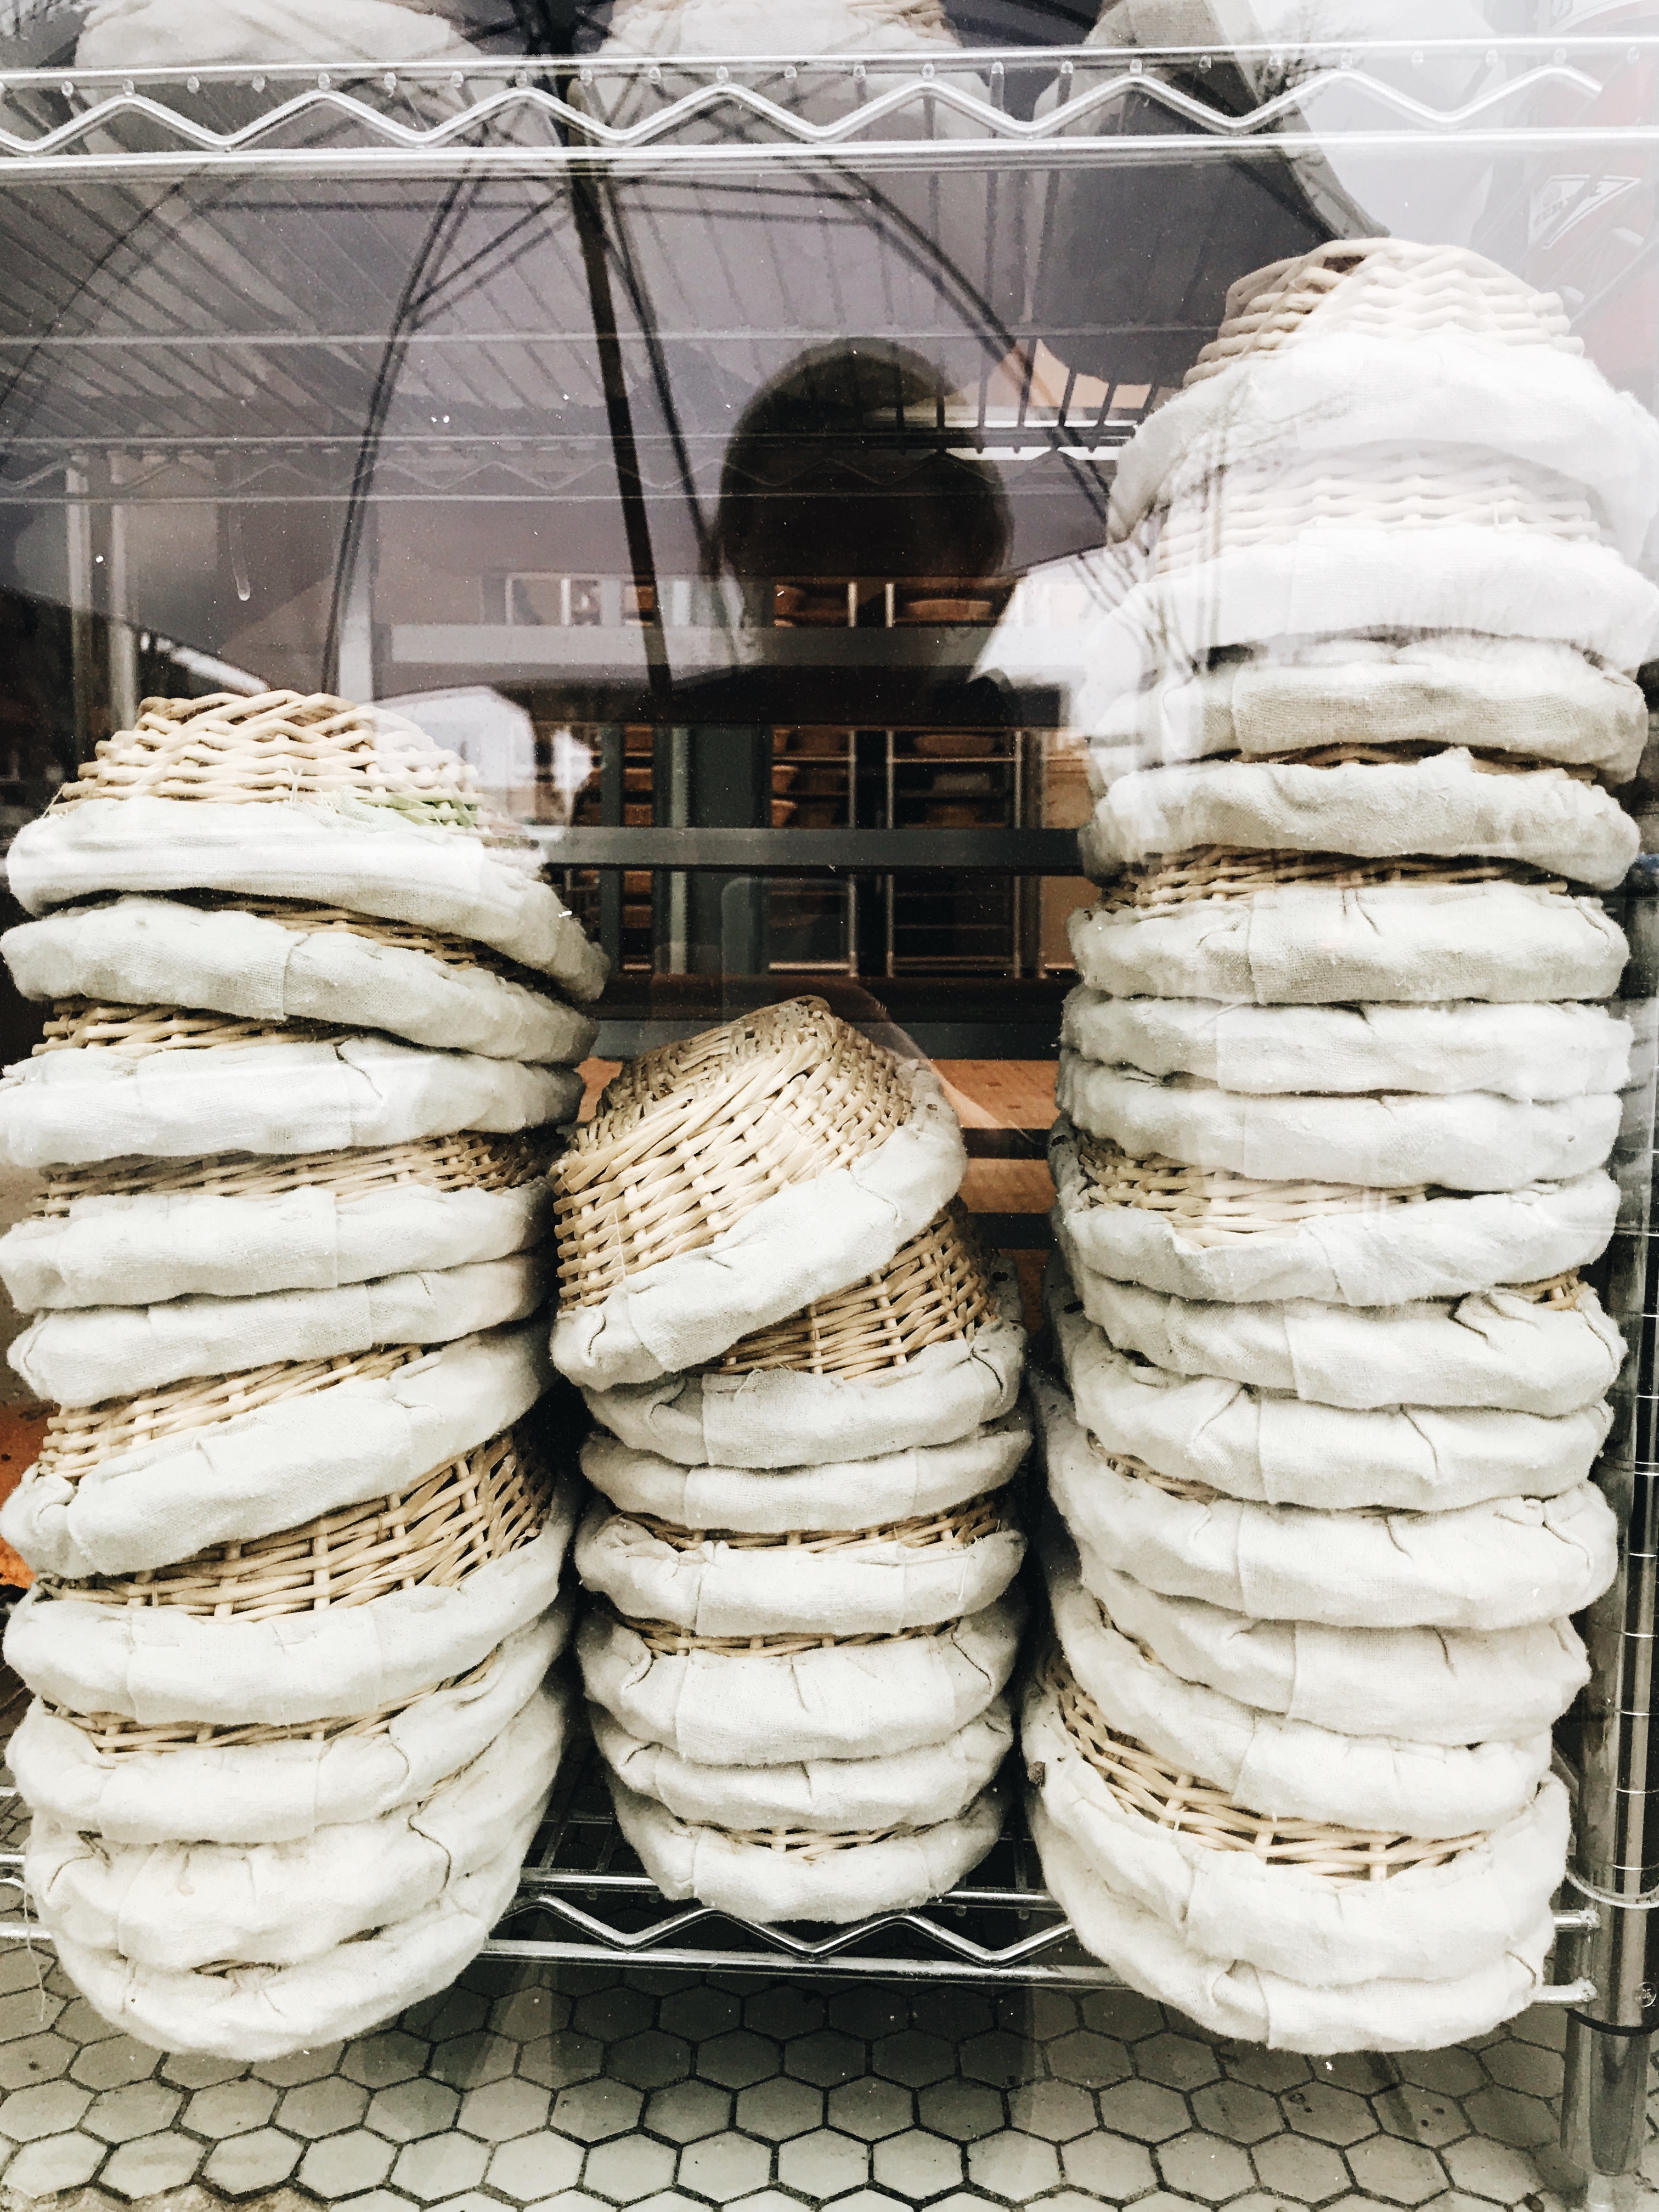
[{"left": 714, "top": 341, "right": 1011, "bottom": 585}]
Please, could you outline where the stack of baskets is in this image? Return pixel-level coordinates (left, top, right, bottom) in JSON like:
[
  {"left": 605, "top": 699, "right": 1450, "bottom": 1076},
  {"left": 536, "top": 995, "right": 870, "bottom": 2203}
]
[
  {"left": 1020, "top": 238, "right": 1656, "bottom": 2050},
  {"left": 0, "top": 690, "right": 602, "bottom": 2058},
  {"left": 552, "top": 996, "right": 1029, "bottom": 1922}
]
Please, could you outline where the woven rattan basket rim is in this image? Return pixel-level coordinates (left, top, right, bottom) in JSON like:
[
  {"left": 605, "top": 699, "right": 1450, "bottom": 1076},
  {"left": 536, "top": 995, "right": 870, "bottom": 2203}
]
[
  {"left": 48, "top": 1652, "right": 499, "bottom": 1756},
  {"left": 554, "top": 998, "right": 913, "bottom": 1310},
  {"left": 50, "top": 691, "right": 483, "bottom": 827},
  {"left": 1082, "top": 1431, "right": 1217, "bottom": 1504},
  {"left": 616, "top": 1607, "right": 959, "bottom": 1659},
  {"left": 39, "top": 1426, "right": 551, "bottom": 1622},
  {"left": 34, "top": 1344, "right": 432, "bottom": 1486},
  {"left": 696, "top": 1818, "right": 919, "bottom": 1857},
  {"left": 627, "top": 1489, "right": 1009, "bottom": 1556},
  {"left": 35, "top": 1128, "right": 557, "bottom": 1216},
  {"left": 714, "top": 1203, "right": 993, "bottom": 1379},
  {"left": 1072, "top": 1131, "right": 1430, "bottom": 1243},
  {"left": 1096, "top": 845, "right": 1561, "bottom": 915},
  {"left": 1045, "top": 1649, "right": 1480, "bottom": 1876},
  {"left": 33, "top": 998, "right": 350, "bottom": 1059}
]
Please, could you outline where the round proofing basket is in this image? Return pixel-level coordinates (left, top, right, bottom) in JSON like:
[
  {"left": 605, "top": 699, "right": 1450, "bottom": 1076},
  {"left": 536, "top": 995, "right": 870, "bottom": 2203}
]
[
  {"left": 551, "top": 998, "right": 966, "bottom": 1389},
  {"left": 26, "top": 1676, "right": 568, "bottom": 1974},
  {"left": 608, "top": 1773, "right": 1002, "bottom": 1926},
  {"left": 1057, "top": 1051, "right": 1620, "bottom": 1194},
  {"left": 7, "top": 1605, "right": 572, "bottom": 1848},
  {"left": 575, "top": 1589, "right": 1024, "bottom": 1767},
  {"left": 1042, "top": 1524, "right": 1550, "bottom": 1839},
  {"left": 1045, "top": 1272, "right": 1610, "bottom": 1514},
  {"left": 583, "top": 1256, "right": 1025, "bottom": 1469},
  {"left": 579, "top": 1406, "right": 1030, "bottom": 1534},
  {"left": 1066, "top": 870, "right": 1628, "bottom": 1006},
  {"left": 573, "top": 1488, "right": 1025, "bottom": 1639},
  {"left": 589, "top": 1695, "right": 1012, "bottom": 1833},
  {"left": 1049, "top": 1115, "right": 1620, "bottom": 1310},
  {"left": 0, "top": 1130, "right": 556, "bottom": 1313},
  {"left": 9, "top": 691, "right": 608, "bottom": 996},
  {"left": 2, "top": 895, "right": 597, "bottom": 1066},
  {"left": 1023, "top": 1655, "right": 1568, "bottom": 1991},
  {"left": 1060, "top": 986, "right": 1632, "bottom": 1104},
  {"left": 0, "top": 1012, "right": 579, "bottom": 1171},
  {"left": 4, "top": 1316, "right": 552, "bottom": 1582}
]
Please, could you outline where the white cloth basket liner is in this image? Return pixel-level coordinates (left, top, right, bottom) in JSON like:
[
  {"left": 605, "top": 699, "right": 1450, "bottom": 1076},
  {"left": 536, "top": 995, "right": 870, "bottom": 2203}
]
[
  {"left": 8, "top": 1605, "right": 573, "bottom": 1847},
  {"left": 1042, "top": 1526, "right": 1549, "bottom": 1838},
  {"left": 610, "top": 1775, "right": 1003, "bottom": 1925},
  {"left": 589, "top": 1697, "right": 1012, "bottom": 1831},
  {"left": 7, "top": 797, "right": 608, "bottom": 997},
  {"left": 1050, "top": 1116, "right": 1619, "bottom": 1309},
  {"left": 551, "top": 1059, "right": 967, "bottom": 1390},
  {"left": 3, "top": 1317, "right": 552, "bottom": 1581},
  {"left": 0, "top": 1034, "right": 580, "bottom": 1171},
  {"left": 26, "top": 1677, "right": 569, "bottom": 1973},
  {"left": 0, "top": 1177, "right": 553, "bottom": 1314},
  {"left": 2, "top": 898, "right": 598, "bottom": 1066},
  {"left": 575, "top": 1592, "right": 1024, "bottom": 1767},
  {"left": 1061, "top": 988, "right": 1632, "bottom": 1103},
  {"left": 1023, "top": 1680, "right": 1567, "bottom": 1987},
  {"left": 11, "top": 1250, "right": 547, "bottom": 1408},
  {"left": 574, "top": 1499, "right": 1026, "bottom": 1639},
  {"left": 77, "top": 0, "right": 478, "bottom": 66},
  {"left": 1066, "top": 880, "right": 1628, "bottom": 1006},
  {"left": 583, "top": 1262, "right": 1024, "bottom": 1468},
  {"left": 580, "top": 1409, "right": 1030, "bottom": 1532},
  {"left": 4, "top": 1476, "right": 580, "bottom": 1727},
  {"left": 1034, "top": 1366, "right": 1617, "bottom": 1630},
  {"left": 1047, "top": 1279, "right": 1609, "bottom": 1511},
  {"left": 1057, "top": 1053, "right": 1620, "bottom": 1193}
]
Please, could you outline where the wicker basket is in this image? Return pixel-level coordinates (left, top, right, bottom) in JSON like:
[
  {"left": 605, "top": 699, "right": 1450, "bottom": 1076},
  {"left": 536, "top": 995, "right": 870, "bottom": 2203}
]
[
  {"left": 50, "top": 692, "right": 483, "bottom": 830},
  {"left": 624, "top": 1492, "right": 1008, "bottom": 1557},
  {"left": 1072, "top": 1131, "right": 1430, "bottom": 1248},
  {"left": 1186, "top": 239, "right": 1578, "bottom": 387},
  {"left": 168, "top": 892, "right": 557, "bottom": 995},
  {"left": 615, "top": 1608, "right": 961, "bottom": 1659},
  {"left": 554, "top": 998, "right": 912, "bottom": 1310},
  {"left": 714, "top": 1205, "right": 992, "bottom": 1379},
  {"left": 36, "top": 1427, "right": 551, "bottom": 1622},
  {"left": 33, "top": 998, "right": 348, "bottom": 1060},
  {"left": 1045, "top": 1649, "right": 1478, "bottom": 1881},
  {"left": 1096, "top": 845, "right": 1559, "bottom": 917}
]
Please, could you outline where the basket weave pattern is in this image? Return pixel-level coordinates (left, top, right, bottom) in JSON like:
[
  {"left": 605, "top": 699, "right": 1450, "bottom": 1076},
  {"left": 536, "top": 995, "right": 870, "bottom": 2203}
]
[
  {"left": 35, "top": 998, "right": 347, "bottom": 1059},
  {"left": 716, "top": 1205, "right": 991, "bottom": 1378},
  {"left": 554, "top": 998, "right": 911, "bottom": 1308},
  {"left": 1097, "top": 846, "right": 1557, "bottom": 915},
  {"left": 627, "top": 1492, "right": 1008, "bottom": 1557},
  {"left": 1047, "top": 1649, "right": 1478, "bottom": 1877},
  {"left": 38, "top": 1427, "right": 550, "bottom": 1623},
  {"left": 617, "top": 1608, "right": 957, "bottom": 1658},
  {"left": 1073, "top": 1131, "right": 1429, "bottom": 1245}
]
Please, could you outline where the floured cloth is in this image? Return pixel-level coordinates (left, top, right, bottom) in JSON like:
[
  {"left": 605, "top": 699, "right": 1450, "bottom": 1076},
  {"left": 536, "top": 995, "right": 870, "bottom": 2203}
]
[
  {"left": 77, "top": 0, "right": 477, "bottom": 63},
  {"left": 9, "top": 1605, "right": 572, "bottom": 1847},
  {"left": 5, "top": 1477, "right": 579, "bottom": 1728},
  {"left": 3, "top": 898, "right": 596, "bottom": 1066},
  {"left": 580, "top": 1410, "right": 1030, "bottom": 1531},
  {"left": 0, "top": 1034, "right": 579, "bottom": 1170},
  {"left": 4, "top": 1318, "right": 551, "bottom": 1581},
  {"left": 1080, "top": 1555, "right": 1587, "bottom": 1748},
  {"left": 1061, "top": 988, "right": 1632, "bottom": 1102},
  {"left": 1049, "top": 1116, "right": 1618, "bottom": 1308},
  {"left": 1038, "top": 1368, "right": 1617, "bottom": 1630},
  {"left": 1024, "top": 1677, "right": 1567, "bottom": 1989},
  {"left": 1068, "top": 879, "right": 1627, "bottom": 1006},
  {"left": 7, "top": 797, "right": 608, "bottom": 997},
  {"left": 1029, "top": 1800, "right": 1553, "bottom": 2055},
  {"left": 53, "top": 1827, "right": 532, "bottom": 2062},
  {"left": 1043, "top": 1526, "right": 1548, "bottom": 1838},
  {"left": 0, "top": 1174, "right": 552, "bottom": 1314},
  {"left": 573, "top": 1497, "right": 1025, "bottom": 1639},
  {"left": 1045, "top": 1278, "right": 1609, "bottom": 1511},
  {"left": 590, "top": 1697, "right": 1012, "bottom": 1832},
  {"left": 577, "top": 1592, "right": 1023, "bottom": 1767},
  {"left": 1057, "top": 1053, "right": 1619, "bottom": 1193},
  {"left": 1082, "top": 752, "right": 1638, "bottom": 891},
  {"left": 583, "top": 1261, "right": 1025, "bottom": 1466},
  {"left": 26, "top": 1676, "right": 568, "bottom": 1973},
  {"left": 10, "top": 1250, "right": 545, "bottom": 1407},
  {"left": 1108, "top": 334, "right": 1659, "bottom": 564},
  {"left": 552, "top": 1060, "right": 966, "bottom": 1391},
  {"left": 1074, "top": 1271, "right": 1621, "bottom": 1417},
  {"left": 610, "top": 1776, "right": 1002, "bottom": 1925},
  {"left": 1090, "top": 635, "right": 1647, "bottom": 780}
]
